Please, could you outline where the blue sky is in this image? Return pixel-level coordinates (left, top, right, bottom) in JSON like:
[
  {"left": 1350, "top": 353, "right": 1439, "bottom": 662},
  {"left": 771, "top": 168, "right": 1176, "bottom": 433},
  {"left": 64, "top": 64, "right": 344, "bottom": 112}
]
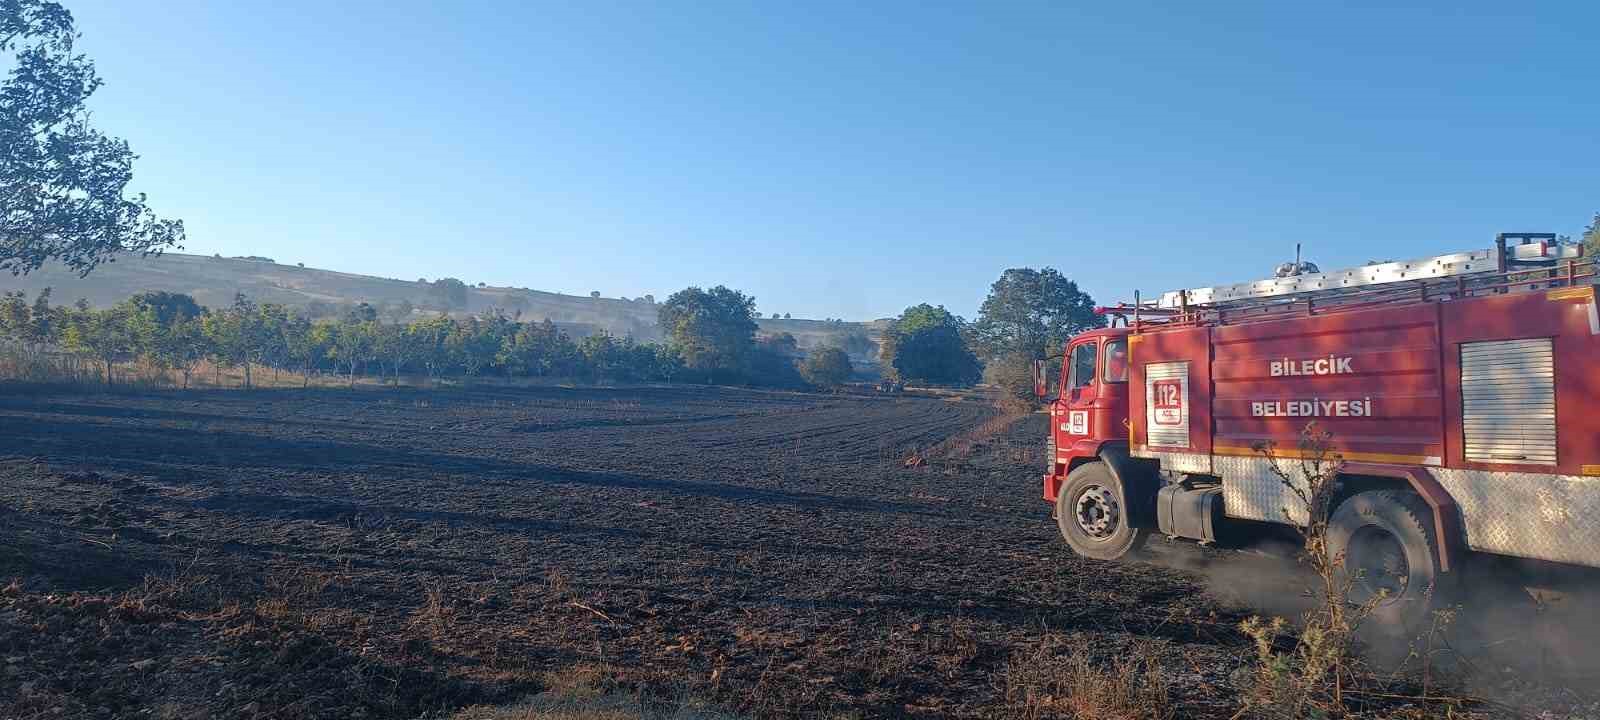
[{"left": 66, "top": 1, "right": 1598, "bottom": 321}]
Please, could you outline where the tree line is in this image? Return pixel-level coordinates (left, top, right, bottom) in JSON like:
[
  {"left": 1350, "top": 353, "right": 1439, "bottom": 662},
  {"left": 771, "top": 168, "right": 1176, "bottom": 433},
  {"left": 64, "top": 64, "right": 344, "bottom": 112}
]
[
  {"left": 872, "top": 267, "right": 1100, "bottom": 399},
  {"left": 0, "top": 286, "right": 856, "bottom": 391}
]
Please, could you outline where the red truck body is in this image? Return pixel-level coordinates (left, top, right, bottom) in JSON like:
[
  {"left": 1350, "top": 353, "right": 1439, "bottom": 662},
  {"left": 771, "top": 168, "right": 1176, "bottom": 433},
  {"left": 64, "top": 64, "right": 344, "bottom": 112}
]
[{"left": 1043, "top": 241, "right": 1599, "bottom": 577}]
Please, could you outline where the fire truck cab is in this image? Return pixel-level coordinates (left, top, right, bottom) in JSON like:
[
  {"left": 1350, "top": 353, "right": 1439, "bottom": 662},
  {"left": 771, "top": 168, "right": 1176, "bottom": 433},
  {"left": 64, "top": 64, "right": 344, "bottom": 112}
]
[{"left": 1038, "top": 234, "right": 1599, "bottom": 626}]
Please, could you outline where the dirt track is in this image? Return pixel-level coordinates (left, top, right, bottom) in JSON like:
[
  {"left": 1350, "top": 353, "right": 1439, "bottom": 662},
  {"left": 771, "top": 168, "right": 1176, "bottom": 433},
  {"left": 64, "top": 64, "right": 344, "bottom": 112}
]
[{"left": 0, "top": 384, "right": 1590, "bottom": 719}]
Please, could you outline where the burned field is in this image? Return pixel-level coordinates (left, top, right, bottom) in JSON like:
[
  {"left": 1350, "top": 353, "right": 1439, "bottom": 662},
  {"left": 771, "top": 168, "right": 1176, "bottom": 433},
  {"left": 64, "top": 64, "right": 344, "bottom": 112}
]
[
  {"left": 0, "top": 386, "right": 1225, "bottom": 718},
  {"left": 0, "top": 385, "right": 1589, "bottom": 719}
]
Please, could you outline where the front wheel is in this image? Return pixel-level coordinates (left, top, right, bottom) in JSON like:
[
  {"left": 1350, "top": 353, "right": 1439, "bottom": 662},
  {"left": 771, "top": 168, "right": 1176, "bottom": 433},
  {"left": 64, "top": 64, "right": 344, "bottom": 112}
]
[{"left": 1055, "top": 462, "right": 1148, "bottom": 561}]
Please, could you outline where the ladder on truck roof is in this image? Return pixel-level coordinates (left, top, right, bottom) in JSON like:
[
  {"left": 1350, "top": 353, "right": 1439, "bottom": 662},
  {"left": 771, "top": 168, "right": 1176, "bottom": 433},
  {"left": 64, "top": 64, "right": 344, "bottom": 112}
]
[{"left": 1100, "top": 233, "right": 1592, "bottom": 325}]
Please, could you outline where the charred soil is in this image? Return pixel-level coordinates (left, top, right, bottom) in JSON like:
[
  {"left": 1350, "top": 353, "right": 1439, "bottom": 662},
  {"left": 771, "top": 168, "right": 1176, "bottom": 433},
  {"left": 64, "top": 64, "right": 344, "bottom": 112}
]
[{"left": 0, "top": 385, "right": 1590, "bottom": 718}]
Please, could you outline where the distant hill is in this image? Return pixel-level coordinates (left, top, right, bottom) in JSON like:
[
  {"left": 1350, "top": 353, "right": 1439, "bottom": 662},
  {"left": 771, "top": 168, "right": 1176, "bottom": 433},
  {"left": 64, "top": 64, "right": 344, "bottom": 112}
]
[{"left": 2, "top": 252, "right": 885, "bottom": 352}]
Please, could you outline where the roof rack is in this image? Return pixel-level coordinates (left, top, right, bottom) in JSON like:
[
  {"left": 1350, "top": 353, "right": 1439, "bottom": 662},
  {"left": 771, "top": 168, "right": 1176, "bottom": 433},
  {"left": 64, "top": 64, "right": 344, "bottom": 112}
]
[{"left": 1096, "top": 233, "right": 1593, "bottom": 328}]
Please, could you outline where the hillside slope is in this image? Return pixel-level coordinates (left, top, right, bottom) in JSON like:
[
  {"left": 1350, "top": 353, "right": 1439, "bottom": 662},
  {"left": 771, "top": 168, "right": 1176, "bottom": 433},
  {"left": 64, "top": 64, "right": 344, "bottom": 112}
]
[{"left": 3, "top": 252, "right": 885, "bottom": 348}]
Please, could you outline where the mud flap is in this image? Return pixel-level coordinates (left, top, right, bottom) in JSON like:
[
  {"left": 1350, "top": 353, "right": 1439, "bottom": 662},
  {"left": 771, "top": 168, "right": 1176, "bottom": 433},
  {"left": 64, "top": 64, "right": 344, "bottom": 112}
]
[{"left": 1099, "top": 444, "right": 1159, "bottom": 529}]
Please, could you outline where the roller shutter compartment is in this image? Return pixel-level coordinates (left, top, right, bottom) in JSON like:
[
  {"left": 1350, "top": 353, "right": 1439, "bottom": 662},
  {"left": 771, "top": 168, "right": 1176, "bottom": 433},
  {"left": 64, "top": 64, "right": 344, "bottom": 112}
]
[{"left": 1460, "top": 338, "right": 1556, "bottom": 465}]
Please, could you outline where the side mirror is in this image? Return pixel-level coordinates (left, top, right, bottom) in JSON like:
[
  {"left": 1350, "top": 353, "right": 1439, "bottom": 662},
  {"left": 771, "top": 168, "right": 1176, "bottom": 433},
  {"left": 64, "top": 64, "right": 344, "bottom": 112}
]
[{"left": 1032, "top": 359, "right": 1048, "bottom": 399}]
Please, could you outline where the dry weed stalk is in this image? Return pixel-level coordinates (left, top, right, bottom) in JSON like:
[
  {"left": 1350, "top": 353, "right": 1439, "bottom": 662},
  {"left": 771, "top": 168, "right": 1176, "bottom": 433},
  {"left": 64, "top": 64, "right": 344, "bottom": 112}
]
[
  {"left": 1244, "top": 423, "right": 1410, "bottom": 717},
  {"left": 1243, "top": 424, "right": 1358, "bottom": 716}
]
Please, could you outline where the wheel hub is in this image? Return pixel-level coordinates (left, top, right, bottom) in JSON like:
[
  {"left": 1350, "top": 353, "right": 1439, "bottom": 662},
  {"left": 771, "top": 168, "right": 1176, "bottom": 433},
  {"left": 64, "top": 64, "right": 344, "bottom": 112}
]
[
  {"left": 1074, "top": 484, "right": 1120, "bottom": 540},
  {"left": 1349, "top": 525, "right": 1410, "bottom": 601}
]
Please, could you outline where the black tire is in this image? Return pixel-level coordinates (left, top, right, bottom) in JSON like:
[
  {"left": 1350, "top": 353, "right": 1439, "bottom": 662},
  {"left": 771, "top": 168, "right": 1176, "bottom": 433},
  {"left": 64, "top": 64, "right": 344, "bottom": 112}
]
[
  {"left": 1055, "top": 462, "right": 1148, "bottom": 561},
  {"left": 1327, "top": 490, "right": 1451, "bottom": 630}
]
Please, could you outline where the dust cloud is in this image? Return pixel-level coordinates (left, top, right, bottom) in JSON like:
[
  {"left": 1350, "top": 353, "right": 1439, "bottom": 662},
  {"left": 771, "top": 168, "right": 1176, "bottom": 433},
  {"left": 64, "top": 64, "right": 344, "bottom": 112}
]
[{"left": 1142, "top": 537, "right": 1600, "bottom": 713}]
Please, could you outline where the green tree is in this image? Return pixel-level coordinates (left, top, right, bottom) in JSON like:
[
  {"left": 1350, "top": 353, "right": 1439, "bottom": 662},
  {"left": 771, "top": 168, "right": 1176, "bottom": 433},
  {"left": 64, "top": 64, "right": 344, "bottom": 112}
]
[
  {"left": 0, "top": 288, "right": 52, "bottom": 350},
  {"left": 800, "top": 346, "right": 852, "bottom": 390},
  {"left": 747, "top": 335, "right": 807, "bottom": 388},
  {"left": 347, "top": 302, "right": 378, "bottom": 323},
  {"left": 503, "top": 318, "right": 578, "bottom": 378},
  {"left": 758, "top": 332, "right": 800, "bottom": 358},
  {"left": 1, "top": 1, "right": 183, "bottom": 276},
  {"left": 1583, "top": 212, "right": 1599, "bottom": 260},
  {"left": 407, "top": 315, "right": 457, "bottom": 384},
  {"left": 622, "top": 341, "right": 679, "bottom": 382},
  {"left": 27, "top": 288, "right": 59, "bottom": 350},
  {"left": 0, "top": 291, "right": 28, "bottom": 345},
  {"left": 970, "top": 268, "right": 1101, "bottom": 361},
  {"left": 280, "top": 315, "right": 322, "bottom": 387},
  {"left": 373, "top": 322, "right": 412, "bottom": 386},
  {"left": 197, "top": 294, "right": 272, "bottom": 388},
  {"left": 305, "top": 322, "right": 340, "bottom": 385},
  {"left": 449, "top": 315, "right": 502, "bottom": 381},
  {"left": 118, "top": 291, "right": 204, "bottom": 386},
  {"left": 427, "top": 278, "right": 469, "bottom": 310},
  {"left": 226, "top": 294, "right": 266, "bottom": 389},
  {"left": 127, "top": 291, "right": 202, "bottom": 327},
  {"left": 255, "top": 303, "right": 291, "bottom": 385},
  {"left": 0, "top": 288, "right": 61, "bottom": 378},
  {"left": 658, "top": 286, "right": 758, "bottom": 381},
  {"left": 174, "top": 315, "right": 211, "bottom": 389},
  {"left": 63, "top": 304, "right": 133, "bottom": 385},
  {"left": 329, "top": 316, "right": 376, "bottom": 387},
  {"left": 132, "top": 308, "right": 208, "bottom": 389},
  {"left": 200, "top": 308, "right": 235, "bottom": 386},
  {"left": 198, "top": 294, "right": 252, "bottom": 387},
  {"left": 578, "top": 331, "right": 622, "bottom": 382},
  {"left": 880, "top": 304, "right": 980, "bottom": 386}
]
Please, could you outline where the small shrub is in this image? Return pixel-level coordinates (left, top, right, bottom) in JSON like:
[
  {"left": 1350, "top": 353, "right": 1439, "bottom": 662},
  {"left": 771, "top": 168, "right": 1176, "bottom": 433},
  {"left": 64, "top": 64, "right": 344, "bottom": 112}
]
[
  {"left": 799, "top": 346, "right": 851, "bottom": 390},
  {"left": 983, "top": 351, "right": 1042, "bottom": 408}
]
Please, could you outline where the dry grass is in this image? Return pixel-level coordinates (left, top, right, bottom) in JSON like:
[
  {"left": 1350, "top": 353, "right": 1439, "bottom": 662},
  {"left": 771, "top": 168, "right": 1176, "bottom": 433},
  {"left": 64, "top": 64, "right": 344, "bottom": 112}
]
[
  {"left": 450, "top": 665, "right": 744, "bottom": 720},
  {"left": 1001, "top": 637, "right": 1173, "bottom": 720}
]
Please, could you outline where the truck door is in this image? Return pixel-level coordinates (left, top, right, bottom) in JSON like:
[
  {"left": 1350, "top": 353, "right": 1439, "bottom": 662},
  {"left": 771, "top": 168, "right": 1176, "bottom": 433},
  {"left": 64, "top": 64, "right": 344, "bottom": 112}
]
[{"left": 1060, "top": 338, "right": 1100, "bottom": 449}]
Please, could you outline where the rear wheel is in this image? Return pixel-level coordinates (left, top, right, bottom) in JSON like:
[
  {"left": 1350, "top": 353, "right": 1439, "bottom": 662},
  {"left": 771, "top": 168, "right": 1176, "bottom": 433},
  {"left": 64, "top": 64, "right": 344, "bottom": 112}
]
[
  {"left": 1327, "top": 490, "right": 1451, "bottom": 630},
  {"left": 1055, "top": 462, "right": 1148, "bottom": 561}
]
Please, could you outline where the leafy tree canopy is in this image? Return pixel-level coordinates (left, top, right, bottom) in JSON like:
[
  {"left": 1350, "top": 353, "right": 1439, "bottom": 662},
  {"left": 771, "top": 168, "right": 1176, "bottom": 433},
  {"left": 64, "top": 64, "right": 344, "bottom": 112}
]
[
  {"left": 1583, "top": 212, "right": 1599, "bottom": 260},
  {"left": 657, "top": 285, "right": 758, "bottom": 376},
  {"left": 127, "top": 291, "right": 202, "bottom": 326},
  {"left": 800, "top": 346, "right": 852, "bottom": 389},
  {"left": 1, "top": 0, "right": 183, "bottom": 276},
  {"left": 880, "top": 303, "right": 980, "bottom": 386},
  {"left": 758, "top": 332, "right": 799, "bottom": 357},
  {"left": 427, "top": 278, "right": 469, "bottom": 310},
  {"left": 971, "top": 267, "right": 1101, "bottom": 361}
]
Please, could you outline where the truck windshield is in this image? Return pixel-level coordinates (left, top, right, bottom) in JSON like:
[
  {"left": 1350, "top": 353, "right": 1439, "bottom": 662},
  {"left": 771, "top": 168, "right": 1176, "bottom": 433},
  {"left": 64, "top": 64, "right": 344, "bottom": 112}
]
[{"left": 1104, "top": 338, "right": 1128, "bottom": 383}]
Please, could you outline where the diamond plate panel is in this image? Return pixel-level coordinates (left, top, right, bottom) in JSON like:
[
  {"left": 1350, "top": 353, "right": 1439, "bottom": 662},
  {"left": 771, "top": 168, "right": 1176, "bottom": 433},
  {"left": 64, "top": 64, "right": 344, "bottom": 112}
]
[
  {"left": 1432, "top": 469, "right": 1600, "bottom": 567},
  {"left": 1138, "top": 450, "right": 1600, "bottom": 569},
  {"left": 1215, "top": 455, "right": 1310, "bottom": 526}
]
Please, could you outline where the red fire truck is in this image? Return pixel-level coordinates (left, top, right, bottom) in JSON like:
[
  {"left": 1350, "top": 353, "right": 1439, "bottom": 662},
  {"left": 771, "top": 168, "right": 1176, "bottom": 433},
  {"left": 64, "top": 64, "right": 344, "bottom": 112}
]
[{"left": 1035, "top": 233, "right": 1597, "bottom": 624}]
